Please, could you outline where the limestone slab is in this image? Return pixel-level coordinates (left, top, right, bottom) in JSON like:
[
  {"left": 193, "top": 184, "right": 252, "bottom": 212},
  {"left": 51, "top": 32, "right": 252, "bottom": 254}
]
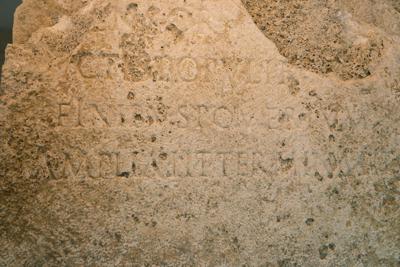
[{"left": 1, "top": 0, "right": 399, "bottom": 266}]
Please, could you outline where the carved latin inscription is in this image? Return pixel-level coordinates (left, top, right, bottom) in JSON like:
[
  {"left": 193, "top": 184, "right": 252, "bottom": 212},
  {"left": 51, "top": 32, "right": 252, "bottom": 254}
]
[{"left": 45, "top": 147, "right": 363, "bottom": 180}]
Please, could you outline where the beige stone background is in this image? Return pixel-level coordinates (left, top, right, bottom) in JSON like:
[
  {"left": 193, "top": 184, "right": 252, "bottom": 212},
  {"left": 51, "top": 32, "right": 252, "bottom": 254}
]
[{"left": 0, "top": 0, "right": 399, "bottom": 266}]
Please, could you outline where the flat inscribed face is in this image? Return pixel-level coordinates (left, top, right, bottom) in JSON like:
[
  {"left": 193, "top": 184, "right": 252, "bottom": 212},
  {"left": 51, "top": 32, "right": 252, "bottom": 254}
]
[{"left": 1, "top": 0, "right": 399, "bottom": 266}]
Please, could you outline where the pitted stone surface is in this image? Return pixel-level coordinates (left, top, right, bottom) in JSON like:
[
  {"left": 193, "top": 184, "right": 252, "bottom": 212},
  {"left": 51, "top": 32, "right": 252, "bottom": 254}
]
[{"left": 1, "top": 0, "right": 399, "bottom": 266}]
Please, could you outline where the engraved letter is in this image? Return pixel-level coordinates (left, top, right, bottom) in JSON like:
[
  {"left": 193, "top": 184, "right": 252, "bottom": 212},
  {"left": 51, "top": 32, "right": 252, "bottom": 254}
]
[
  {"left": 179, "top": 57, "right": 198, "bottom": 82},
  {"left": 214, "top": 106, "right": 233, "bottom": 129}
]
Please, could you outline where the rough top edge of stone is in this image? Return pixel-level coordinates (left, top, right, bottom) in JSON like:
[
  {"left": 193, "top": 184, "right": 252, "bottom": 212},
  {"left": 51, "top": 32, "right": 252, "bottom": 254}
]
[
  {"left": 5, "top": 0, "right": 400, "bottom": 86},
  {"left": 12, "top": 0, "right": 87, "bottom": 44}
]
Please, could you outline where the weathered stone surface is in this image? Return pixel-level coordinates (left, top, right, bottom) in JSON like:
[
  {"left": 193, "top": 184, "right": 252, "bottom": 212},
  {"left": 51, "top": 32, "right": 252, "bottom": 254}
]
[{"left": 0, "top": 0, "right": 399, "bottom": 265}]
